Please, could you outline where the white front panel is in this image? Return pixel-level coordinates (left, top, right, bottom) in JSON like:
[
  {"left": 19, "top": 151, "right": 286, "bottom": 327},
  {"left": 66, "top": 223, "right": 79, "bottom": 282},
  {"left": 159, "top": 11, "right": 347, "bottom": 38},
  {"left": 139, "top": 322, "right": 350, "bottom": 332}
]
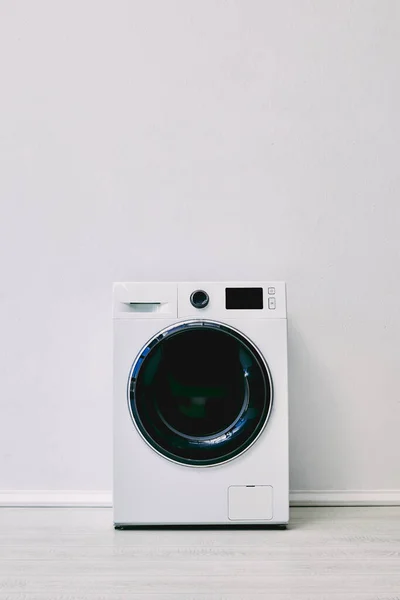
[{"left": 113, "top": 312, "right": 289, "bottom": 525}]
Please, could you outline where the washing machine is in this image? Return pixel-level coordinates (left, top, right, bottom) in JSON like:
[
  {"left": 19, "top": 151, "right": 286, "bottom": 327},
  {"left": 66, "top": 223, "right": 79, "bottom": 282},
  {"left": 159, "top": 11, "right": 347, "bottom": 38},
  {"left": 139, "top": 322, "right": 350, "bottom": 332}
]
[{"left": 113, "top": 282, "right": 289, "bottom": 527}]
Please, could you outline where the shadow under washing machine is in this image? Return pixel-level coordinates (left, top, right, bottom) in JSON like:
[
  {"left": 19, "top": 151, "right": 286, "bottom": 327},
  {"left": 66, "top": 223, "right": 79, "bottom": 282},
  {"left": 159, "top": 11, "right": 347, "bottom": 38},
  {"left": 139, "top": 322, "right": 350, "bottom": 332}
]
[{"left": 113, "top": 281, "right": 289, "bottom": 527}]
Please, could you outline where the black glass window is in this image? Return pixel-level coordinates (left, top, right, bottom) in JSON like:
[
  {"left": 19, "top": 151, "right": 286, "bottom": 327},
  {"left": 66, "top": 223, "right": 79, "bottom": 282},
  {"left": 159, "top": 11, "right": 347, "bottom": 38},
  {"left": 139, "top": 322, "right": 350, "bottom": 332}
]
[{"left": 129, "top": 321, "right": 272, "bottom": 466}]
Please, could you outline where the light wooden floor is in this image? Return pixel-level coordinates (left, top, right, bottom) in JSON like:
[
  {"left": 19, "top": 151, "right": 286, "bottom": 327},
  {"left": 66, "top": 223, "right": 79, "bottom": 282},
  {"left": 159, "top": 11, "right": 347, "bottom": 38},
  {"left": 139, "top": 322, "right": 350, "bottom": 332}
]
[{"left": 0, "top": 507, "right": 399, "bottom": 599}]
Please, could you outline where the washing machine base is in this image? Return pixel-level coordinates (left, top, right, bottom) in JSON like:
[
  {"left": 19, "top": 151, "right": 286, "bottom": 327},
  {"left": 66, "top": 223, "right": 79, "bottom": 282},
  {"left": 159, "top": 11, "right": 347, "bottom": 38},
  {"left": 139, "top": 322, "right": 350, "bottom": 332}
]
[{"left": 114, "top": 523, "right": 287, "bottom": 530}]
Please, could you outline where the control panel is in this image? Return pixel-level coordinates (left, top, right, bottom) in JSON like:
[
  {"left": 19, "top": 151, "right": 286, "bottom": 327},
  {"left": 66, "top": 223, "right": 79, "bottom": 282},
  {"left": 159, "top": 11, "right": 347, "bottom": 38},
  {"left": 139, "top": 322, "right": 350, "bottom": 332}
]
[
  {"left": 178, "top": 282, "right": 286, "bottom": 320},
  {"left": 113, "top": 282, "right": 286, "bottom": 319}
]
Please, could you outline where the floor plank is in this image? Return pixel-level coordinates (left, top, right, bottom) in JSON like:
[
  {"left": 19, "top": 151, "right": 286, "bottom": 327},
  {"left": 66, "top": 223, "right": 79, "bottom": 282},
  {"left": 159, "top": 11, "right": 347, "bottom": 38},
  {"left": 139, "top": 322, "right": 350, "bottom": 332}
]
[{"left": 0, "top": 507, "right": 399, "bottom": 598}]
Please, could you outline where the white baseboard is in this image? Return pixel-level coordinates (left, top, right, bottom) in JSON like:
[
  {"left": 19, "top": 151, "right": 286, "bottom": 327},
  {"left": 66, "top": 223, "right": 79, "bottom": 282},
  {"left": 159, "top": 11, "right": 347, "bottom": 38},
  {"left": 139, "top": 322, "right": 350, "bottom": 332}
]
[
  {"left": 0, "top": 490, "right": 112, "bottom": 507},
  {"left": 0, "top": 490, "right": 399, "bottom": 508},
  {"left": 290, "top": 490, "right": 400, "bottom": 506}
]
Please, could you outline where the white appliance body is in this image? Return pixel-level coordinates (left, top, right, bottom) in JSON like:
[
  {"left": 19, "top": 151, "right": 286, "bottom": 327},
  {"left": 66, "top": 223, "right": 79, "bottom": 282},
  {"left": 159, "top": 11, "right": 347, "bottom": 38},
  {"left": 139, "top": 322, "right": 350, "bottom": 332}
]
[{"left": 113, "top": 282, "right": 289, "bottom": 526}]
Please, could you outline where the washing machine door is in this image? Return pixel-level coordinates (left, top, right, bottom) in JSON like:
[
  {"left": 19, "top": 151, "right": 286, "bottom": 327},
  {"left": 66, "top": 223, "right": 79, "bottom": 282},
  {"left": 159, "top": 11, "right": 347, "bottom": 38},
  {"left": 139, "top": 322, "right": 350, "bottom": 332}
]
[{"left": 128, "top": 320, "right": 272, "bottom": 466}]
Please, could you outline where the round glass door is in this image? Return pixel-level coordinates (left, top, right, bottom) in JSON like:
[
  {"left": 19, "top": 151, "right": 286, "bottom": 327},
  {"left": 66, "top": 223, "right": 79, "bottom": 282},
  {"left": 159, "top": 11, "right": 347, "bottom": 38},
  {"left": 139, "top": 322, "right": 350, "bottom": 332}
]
[{"left": 128, "top": 320, "right": 272, "bottom": 466}]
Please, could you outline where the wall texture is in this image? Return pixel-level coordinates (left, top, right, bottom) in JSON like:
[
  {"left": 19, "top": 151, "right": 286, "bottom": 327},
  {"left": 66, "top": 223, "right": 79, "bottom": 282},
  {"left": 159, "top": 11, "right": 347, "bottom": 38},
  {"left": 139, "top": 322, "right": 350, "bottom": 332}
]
[{"left": 1, "top": 0, "right": 399, "bottom": 503}]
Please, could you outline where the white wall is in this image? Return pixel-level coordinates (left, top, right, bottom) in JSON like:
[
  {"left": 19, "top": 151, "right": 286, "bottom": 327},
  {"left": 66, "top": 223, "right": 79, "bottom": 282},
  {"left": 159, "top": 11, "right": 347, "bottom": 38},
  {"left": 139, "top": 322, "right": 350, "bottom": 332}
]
[{"left": 1, "top": 0, "right": 399, "bottom": 501}]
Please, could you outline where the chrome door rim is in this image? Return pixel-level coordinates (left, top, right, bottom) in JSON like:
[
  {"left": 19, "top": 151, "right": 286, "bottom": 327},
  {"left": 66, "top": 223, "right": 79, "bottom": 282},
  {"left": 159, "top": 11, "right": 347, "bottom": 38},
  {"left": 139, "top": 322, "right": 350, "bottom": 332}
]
[{"left": 127, "top": 319, "right": 274, "bottom": 468}]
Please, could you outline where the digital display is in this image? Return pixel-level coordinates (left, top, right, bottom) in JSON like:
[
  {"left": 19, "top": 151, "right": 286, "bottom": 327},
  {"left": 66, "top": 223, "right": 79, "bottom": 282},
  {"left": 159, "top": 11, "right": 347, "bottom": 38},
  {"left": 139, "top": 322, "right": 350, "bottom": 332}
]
[{"left": 225, "top": 288, "right": 263, "bottom": 310}]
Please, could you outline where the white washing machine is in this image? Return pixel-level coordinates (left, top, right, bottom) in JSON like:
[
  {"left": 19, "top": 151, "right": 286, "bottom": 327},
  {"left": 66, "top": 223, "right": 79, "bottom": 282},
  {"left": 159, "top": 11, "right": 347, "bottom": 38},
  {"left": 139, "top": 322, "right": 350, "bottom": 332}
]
[{"left": 113, "top": 282, "right": 289, "bottom": 527}]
